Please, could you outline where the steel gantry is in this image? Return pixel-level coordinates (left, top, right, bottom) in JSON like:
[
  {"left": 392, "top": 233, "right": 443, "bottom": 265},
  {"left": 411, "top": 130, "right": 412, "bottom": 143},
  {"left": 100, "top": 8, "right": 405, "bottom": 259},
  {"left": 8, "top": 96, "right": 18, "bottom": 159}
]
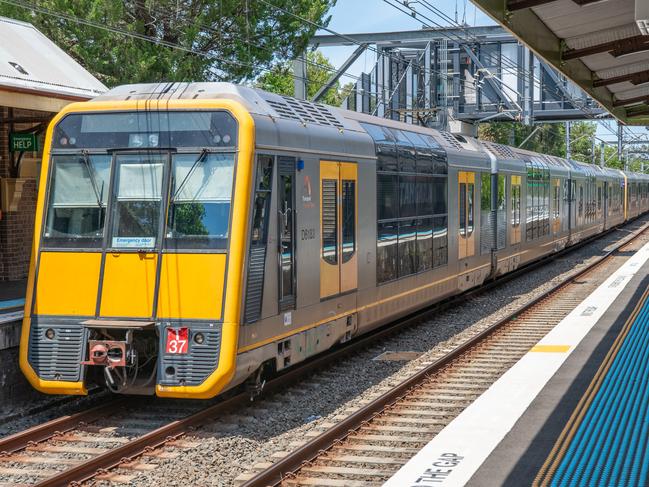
[{"left": 302, "top": 25, "right": 606, "bottom": 131}]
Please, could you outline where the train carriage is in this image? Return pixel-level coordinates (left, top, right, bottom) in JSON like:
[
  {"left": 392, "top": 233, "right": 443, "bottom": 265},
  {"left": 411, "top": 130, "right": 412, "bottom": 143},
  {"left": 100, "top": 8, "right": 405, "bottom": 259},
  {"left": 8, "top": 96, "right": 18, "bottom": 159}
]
[{"left": 20, "top": 82, "right": 649, "bottom": 399}]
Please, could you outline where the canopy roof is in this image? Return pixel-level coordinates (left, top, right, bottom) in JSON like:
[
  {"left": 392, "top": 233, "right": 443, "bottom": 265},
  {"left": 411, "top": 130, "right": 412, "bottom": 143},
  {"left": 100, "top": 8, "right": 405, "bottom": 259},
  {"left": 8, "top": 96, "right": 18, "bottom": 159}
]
[
  {"left": 473, "top": 0, "right": 649, "bottom": 125},
  {"left": 0, "top": 16, "right": 106, "bottom": 110}
]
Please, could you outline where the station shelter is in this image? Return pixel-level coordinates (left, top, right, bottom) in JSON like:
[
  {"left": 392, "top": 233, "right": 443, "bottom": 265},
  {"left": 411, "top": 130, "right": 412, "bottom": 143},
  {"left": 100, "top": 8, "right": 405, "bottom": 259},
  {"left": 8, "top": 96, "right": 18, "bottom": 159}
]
[{"left": 0, "top": 16, "right": 106, "bottom": 298}]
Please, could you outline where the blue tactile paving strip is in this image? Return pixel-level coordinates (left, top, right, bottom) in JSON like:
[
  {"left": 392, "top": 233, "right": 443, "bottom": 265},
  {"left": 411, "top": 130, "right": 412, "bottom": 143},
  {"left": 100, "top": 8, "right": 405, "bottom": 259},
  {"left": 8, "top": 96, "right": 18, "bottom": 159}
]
[
  {"left": 543, "top": 286, "right": 649, "bottom": 486},
  {"left": 0, "top": 298, "right": 24, "bottom": 310}
]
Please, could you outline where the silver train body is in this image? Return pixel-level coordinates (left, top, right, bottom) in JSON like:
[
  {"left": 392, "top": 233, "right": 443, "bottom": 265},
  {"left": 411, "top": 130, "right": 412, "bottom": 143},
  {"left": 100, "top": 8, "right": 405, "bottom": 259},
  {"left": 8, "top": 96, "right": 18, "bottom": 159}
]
[{"left": 228, "top": 84, "right": 649, "bottom": 391}]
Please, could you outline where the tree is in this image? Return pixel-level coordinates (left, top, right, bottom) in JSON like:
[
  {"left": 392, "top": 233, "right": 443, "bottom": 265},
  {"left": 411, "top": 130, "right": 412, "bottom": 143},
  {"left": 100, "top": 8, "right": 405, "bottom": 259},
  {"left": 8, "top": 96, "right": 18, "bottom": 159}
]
[
  {"left": 478, "top": 121, "right": 632, "bottom": 169},
  {"left": 256, "top": 50, "right": 354, "bottom": 106},
  {"left": 0, "top": 0, "right": 336, "bottom": 86},
  {"left": 478, "top": 122, "right": 565, "bottom": 157}
]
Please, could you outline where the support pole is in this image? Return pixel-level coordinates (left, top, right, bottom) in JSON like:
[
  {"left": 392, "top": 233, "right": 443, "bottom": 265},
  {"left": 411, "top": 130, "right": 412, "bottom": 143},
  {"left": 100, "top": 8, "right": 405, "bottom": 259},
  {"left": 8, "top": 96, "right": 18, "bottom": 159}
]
[
  {"left": 293, "top": 54, "right": 307, "bottom": 100},
  {"left": 565, "top": 121, "right": 571, "bottom": 160},
  {"left": 311, "top": 44, "right": 368, "bottom": 103},
  {"left": 600, "top": 141, "right": 605, "bottom": 168},
  {"left": 592, "top": 136, "right": 596, "bottom": 164},
  {"left": 617, "top": 122, "right": 623, "bottom": 162}
]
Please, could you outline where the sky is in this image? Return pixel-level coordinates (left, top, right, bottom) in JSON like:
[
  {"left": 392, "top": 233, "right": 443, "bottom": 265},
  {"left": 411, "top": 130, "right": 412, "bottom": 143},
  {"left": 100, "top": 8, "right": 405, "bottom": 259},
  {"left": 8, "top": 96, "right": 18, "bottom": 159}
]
[{"left": 314, "top": 0, "right": 648, "bottom": 146}]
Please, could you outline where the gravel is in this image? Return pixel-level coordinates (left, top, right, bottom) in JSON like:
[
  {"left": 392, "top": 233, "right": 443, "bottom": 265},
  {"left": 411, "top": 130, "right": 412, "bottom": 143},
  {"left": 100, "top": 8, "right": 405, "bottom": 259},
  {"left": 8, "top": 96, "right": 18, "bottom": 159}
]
[
  {"left": 3, "top": 218, "right": 646, "bottom": 486},
  {"left": 126, "top": 217, "right": 649, "bottom": 487}
]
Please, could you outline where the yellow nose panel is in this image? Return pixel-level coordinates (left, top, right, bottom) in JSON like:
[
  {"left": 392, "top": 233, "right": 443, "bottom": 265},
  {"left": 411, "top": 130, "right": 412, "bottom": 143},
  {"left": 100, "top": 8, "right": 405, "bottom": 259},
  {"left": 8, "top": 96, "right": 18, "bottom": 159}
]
[
  {"left": 157, "top": 253, "right": 226, "bottom": 320},
  {"left": 34, "top": 252, "right": 101, "bottom": 316},
  {"left": 99, "top": 253, "right": 158, "bottom": 318}
]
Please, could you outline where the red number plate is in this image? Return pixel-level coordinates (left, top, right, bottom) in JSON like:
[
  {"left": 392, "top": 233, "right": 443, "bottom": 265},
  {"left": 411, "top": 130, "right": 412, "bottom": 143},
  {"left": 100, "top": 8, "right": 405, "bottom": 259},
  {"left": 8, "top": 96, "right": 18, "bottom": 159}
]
[{"left": 166, "top": 328, "right": 188, "bottom": 354}]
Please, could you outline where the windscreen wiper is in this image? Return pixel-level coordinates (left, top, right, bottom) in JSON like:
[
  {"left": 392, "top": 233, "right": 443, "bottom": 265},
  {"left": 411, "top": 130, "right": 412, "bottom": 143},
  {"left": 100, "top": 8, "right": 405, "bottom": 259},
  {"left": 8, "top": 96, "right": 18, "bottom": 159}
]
[
  {"left": 81, "top": 150, "right": 104, "bottom": 208},
  {"left": 171, "top": 148, "right": 209, "bottom": 203}
]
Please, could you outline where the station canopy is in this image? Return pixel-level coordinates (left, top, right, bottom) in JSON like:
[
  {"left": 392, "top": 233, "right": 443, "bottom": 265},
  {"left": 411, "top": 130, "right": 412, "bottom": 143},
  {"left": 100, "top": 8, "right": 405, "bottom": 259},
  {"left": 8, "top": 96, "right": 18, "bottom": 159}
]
[
  {"left": 473, "top": 0, "right": 649, "bottom": 125},
  {"left": 0, "top": 16, "right": 106, "bottom": 111}
]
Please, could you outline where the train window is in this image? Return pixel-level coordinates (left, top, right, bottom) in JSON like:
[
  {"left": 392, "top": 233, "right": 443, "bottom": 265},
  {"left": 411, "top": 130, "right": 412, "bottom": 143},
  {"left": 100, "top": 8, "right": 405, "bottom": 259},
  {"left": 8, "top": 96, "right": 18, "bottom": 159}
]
[
  {"left": 341, "top": 180, "right": 356, "bottom": 263},
  {"left": 479, "top": 173, "right": 492, "bottom": 255},
  {"left": 42, "top": 154, "right": 111, "bottom": 248},
  {"left": 597, "top": 186, "right": 602, "bottom": 211},
  {"left": 467, "top": 183, "right": 475, "bottom": 235},
  {"left": 417, "top": 175, "right": 433, "bottom": 215},
  {"left": 398, "top": 220, "right": 417, "bottom": 277},
  {"left": 497, "top": 175, "right": 506, "bottom": 211},
  {"left": 373, "top": 125, "right": 448, "bottom": 283},
  {"left": 459, "top": 183, "right": 467, "bottom": 237},
  {"left": 417, "top": 218, "right": 433, "bottom": 272},
  {"left": 481, "top": 173, "right": 491, "bottom": 212},
  {"left": 525, "top": 161, "right": 550, "bottom": 241},
  {"left": 110, "top": 154, "right": 165, "bottom": 249},
  {"left": 377, "top": 221, "right": 398, "bottom": 282},
  {"left": 433, "top": 179, "right": 447, "bottom": 215},
  {"left": 433, "top": 152, "right": 448, "bottom": 175},
  {"left": 377, "top": 174, "right": 398, "bottom": 220},
  {"left": 404, "top": 132, "right": 433, "bottom": 174},
  {"left": 420, "top": 133, "right": 442, "bottom": 150},
  {"left": 362, "top": 122, "right": 391, "bottom": 142},
  {"left": 389, "top": 129, "right": 417, "bottom": 173},
  {"left": 165, "top": 153, "right": 235, "bottom": 249},
  {"left": 322, "top": 179, "right": 338, "bottom": 265},
  {"left": 433, "top": 216, "right": 448, "bottom": 267},
  {"left": 553, "top": 179, "right": 560, "bottom": 219},
  {"left": 53, "top": 111, "right": 237, "bottom": 150},
  {"left": 361, "top": 123, "right": 398, "bottom": 172},
  {"left": 400, "top": 175, "right": 418, "bottom": 217},
  {"left": 250, "top": 155, "right": 274, "bottom": 246},
  {"left": 511, "top": 177, "right": 521, "bottom": 227}
]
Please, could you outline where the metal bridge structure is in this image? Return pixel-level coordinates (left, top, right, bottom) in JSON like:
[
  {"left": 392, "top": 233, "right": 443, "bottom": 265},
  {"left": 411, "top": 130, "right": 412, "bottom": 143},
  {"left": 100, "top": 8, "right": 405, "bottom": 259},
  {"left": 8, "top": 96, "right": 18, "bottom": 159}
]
[{"left": 298, "top": 25, "right": 607, "bottom": 132}]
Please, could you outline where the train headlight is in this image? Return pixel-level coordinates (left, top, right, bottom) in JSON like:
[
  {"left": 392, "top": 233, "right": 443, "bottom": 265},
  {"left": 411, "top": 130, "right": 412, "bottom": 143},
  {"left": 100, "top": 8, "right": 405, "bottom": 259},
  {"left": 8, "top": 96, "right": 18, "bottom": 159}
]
[
  {"left": 45, "top": 328, "right": 55, "bottom": 340},
  {"left": 194, "top": 332, "right": 205, "bottom": 345}
]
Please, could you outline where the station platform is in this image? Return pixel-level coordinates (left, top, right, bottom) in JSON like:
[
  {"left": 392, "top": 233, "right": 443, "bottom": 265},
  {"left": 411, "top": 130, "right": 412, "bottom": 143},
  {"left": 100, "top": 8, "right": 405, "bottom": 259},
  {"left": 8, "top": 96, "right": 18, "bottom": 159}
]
[
  {"left": 384, "top": 241, "right": 649, "bottom": 487},
  {"left": 0, "top": 279, "right": 25, "bottom": 350}
]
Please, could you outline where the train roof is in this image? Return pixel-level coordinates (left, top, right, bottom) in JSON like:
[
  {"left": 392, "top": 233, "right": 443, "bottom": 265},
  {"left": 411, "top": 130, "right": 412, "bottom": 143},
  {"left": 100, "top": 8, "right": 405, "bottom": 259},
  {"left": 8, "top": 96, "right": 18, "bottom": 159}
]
[{"left": 89, "top": 82, "right": 643, "bottom": 180}]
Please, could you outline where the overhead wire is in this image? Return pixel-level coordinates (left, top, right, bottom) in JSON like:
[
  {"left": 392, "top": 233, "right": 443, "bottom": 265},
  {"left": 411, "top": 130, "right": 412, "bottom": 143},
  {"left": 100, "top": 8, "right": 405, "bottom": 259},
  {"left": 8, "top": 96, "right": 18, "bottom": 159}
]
[
  {"left": 4, "top": 0, "right": 645, "bottom": 154},
  {"left": 400, "top": 0, "right": 649, "bottom": 149},
  {"left": 0, "top": 0, "right": 364, "bottom": 95}
]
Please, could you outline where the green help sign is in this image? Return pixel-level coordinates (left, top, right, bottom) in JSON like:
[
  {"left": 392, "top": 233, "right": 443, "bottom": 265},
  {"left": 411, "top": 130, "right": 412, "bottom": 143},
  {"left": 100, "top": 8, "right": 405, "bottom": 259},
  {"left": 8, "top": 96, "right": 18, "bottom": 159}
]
[{"left": 10, "top": 133, "right": 37, "bottom": 152}]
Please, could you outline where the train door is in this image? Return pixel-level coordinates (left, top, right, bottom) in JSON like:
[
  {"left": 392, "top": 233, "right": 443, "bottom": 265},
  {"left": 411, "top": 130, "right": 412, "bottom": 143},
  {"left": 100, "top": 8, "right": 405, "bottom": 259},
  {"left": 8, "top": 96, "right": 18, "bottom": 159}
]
[
  {"left": 99, "top": 152, "right": 166, "bottom": 318},
  {"left": 552, "top": 178, "right": 561, "bottom": 235},
  {"left": 510, "top": 175, "right": 522, "bottom": 245},
  {"left": 603, "top": 181, "right": 609, "bottom": 225},
  {"left": 458, "top": 171, "right": 476, "bottom": 260},
  {"left": 320, "top": 161, "right": 358, "bottom": 299},
  {"left": 278, "top": 157, "right": 296, "bottom": 311}
]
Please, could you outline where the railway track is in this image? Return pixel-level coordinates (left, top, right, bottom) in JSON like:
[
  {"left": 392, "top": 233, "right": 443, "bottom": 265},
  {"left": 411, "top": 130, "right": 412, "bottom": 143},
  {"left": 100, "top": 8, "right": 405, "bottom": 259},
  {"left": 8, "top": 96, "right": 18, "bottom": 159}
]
[
  {"left": 239, "top": 222, "right": 649, "bottom": 487},
  {"left": 1, "top": 220, "right": 648, "bottom": 487}
]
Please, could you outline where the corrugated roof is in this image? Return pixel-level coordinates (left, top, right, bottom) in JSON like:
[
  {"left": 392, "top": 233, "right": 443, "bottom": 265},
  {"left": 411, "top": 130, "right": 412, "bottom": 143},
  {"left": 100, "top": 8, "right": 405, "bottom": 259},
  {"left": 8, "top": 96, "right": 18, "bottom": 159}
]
[
  {"left": 473, "top": 0, "right": 649, "bottom": 125},
  {"left": 0, "top": 16, "right": 106, "bottom": 100}
]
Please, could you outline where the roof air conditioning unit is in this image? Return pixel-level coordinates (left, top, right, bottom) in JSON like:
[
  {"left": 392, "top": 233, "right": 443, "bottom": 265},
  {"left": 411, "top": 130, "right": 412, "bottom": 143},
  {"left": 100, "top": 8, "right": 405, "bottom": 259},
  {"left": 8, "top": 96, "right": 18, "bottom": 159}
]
[{"left": 638, "top": 0, "right": 649, "bottom": 35}]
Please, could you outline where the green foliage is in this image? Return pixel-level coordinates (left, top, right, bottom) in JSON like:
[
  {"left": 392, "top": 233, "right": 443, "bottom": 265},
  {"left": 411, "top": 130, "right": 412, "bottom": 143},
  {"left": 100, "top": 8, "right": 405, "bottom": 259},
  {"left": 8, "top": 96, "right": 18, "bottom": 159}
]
[
  {"left": 256, "top": 50, "right": 354, "bottom": 106},
  {"left": 173, "top": 203, "right": 208, "bottom": 236},
  {"left": 478, "top": 121, "right": 635, "bottom": 170},
  {"left": 0, "top": 0, "right": 336, "bottom": 86}
]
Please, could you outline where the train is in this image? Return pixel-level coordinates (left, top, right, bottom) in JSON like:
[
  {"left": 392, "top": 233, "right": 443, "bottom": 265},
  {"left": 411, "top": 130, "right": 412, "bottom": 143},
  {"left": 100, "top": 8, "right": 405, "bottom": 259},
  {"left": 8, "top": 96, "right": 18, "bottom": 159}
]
[{"left": 20, "top": 82, "right": 649, "bottom": 399}]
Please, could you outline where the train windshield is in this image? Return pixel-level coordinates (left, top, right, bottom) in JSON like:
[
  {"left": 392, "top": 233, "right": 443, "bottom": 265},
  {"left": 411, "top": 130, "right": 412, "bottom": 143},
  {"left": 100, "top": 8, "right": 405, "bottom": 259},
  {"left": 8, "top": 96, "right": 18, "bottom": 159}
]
[
  {"left": 52, "top": 111, "right": 237, "bottom": 150},
  {"left": 44, "top": 154, "right": 112, "bottom": 247},
  {"left": 166, "top": 153, "right": 235, "bottom": 249},
  {"left": 43, "top": 110, "right": 237, "bottom": 250}
]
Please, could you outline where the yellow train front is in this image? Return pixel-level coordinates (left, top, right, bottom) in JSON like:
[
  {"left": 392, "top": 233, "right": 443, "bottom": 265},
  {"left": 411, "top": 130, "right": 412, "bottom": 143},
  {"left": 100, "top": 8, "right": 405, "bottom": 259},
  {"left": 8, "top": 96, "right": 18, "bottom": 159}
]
[
  {"left": 21, "top": 82, "right": 649, "bottom": 400},
  {"left": 21, "top": 83, "right": 256, "bottom": 398}
]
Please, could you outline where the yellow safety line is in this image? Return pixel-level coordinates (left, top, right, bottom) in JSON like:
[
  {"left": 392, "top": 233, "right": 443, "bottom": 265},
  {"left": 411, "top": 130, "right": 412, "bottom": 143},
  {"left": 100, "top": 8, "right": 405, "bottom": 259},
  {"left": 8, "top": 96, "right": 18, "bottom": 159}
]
[
  {"left": 533, "top": 285, "right": 649, "bottom": 486},
  {"left": 530, "top": 345, "right": 571, "bottom": 353}
]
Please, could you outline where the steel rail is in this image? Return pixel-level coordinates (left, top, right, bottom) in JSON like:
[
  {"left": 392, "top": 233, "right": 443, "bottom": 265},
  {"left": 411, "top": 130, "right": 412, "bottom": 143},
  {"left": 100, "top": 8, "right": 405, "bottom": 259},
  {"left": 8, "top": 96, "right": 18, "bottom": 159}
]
[
  {"left": 240, "top": 221, "right": 649, "bottom": 487},
  {"left": 4, "top": 218, "right": 645, "bottom": 486},
  {"left": 0, "top": 399, "right": 126, "bottom": 455}
]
